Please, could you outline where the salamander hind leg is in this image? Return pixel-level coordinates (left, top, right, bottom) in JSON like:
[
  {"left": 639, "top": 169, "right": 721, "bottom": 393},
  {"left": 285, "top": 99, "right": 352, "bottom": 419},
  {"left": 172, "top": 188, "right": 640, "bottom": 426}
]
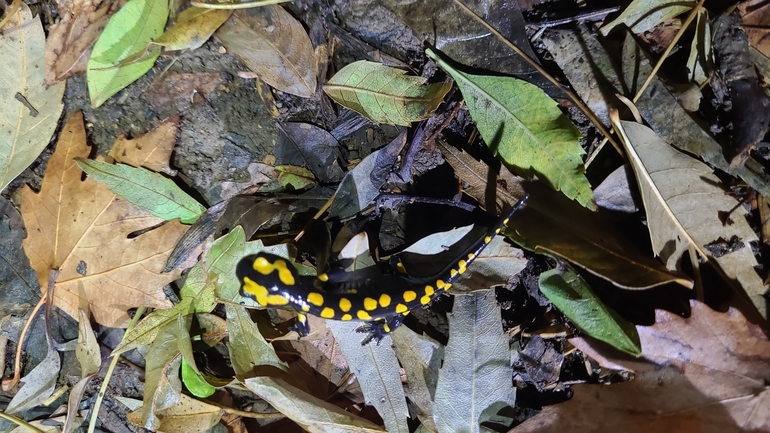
[
  {"left": 356, "top": 314, "right": 407, "bottom": 345},
  {"left": 291, "top": 313, "right": 311, "bottom": 338}
]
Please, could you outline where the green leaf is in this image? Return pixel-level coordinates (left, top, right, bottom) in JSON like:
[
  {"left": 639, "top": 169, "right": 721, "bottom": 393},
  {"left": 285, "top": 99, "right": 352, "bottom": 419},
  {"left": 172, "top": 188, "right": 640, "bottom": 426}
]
[
  {"left": 181, "top": 358, "right": 216, "bottom": 398},
  {"left": 275, "top": 164, "right": 315, "bottom": 190},
  {"left": 155, "top": 7, "right": 232, "bottom": 51},
  {"left": 538, "top": 261, "right": 641, "bottom": 356},
  {"left": 324, "top": 61, "right": 451, "bottom": 126},
  {"left": 226, "top": 304, "right": 289, "bottom": 377},
  {"left": 75, "top": 159, "right": 205, "bottom": 224},
  {"left": 427, "top": 49, "right": 595, "bottom": 210},
  {"left": 0, "top": 4, "right": 65, "bottom": 192},
  {"left": 433, "top": 290, "right": 515, "bottom": 430},
  {"left": 600, "top": 0, "right": 693, "bottom": 35},
  {"left": 87, "top": 0, "right": 169, "bottom": 108}
]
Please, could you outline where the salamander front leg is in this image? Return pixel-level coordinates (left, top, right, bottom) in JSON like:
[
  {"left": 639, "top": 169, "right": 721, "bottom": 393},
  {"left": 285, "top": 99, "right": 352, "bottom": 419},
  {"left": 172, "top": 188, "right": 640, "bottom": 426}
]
[
  {"left": 356, "top": 313, "right": 407, "bottom": 345},
  {"left": 291, "top": 313, "right": 311, "bottom": 338}
]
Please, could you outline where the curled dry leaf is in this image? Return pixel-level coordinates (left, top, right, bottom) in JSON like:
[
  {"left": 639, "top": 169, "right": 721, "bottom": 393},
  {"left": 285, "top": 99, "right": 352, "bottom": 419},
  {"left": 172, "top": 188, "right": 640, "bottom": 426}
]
[{"left": 21, "top": 112, "right": 190, "bottom": 327}]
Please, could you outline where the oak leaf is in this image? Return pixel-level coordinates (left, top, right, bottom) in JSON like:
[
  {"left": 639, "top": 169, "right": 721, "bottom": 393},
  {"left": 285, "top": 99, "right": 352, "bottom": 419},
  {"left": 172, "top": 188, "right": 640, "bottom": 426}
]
[{"left": 21, "top": 111, "right": 190, "bottom": 327}]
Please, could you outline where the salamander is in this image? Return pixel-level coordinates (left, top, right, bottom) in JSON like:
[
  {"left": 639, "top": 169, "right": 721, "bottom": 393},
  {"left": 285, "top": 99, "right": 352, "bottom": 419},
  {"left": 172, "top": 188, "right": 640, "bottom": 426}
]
[{"left": 236, "top": 197, "right": 527, "bottom": 344}]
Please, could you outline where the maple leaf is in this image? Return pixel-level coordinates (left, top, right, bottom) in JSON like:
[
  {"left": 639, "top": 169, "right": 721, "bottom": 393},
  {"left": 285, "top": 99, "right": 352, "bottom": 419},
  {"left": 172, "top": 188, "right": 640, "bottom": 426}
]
[
  {"left": 21, "top": 111, "right": 190, "bottom": 327},
  {"left": 514, "top": 301, "right": 770, "bottom": 432}
]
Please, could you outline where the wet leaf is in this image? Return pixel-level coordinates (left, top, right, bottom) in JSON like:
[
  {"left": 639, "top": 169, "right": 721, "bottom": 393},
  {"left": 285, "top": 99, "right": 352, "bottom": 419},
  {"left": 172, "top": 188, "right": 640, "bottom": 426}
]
[
  {"left": 245, "top": 377, "right": 386, "bottom": 432},
  {"left": 434, "top": 290, "right": 515, "bottom": 430},
  {"left": 539, "top": 262, "right": 641, "bottom": 356},
  {"left": 329, "top": 130, "right": 407, "bottom": 219},
  {"left": 276, "top": 123, "right": 344, "bottom": 182},
  {"left": 613, "top": 119, "right": 768, "bottom": 318},
  {"left": 155, "top": 7, "right": 232, "bottom": 51},
  {"left": 323, "top": 60, "right": 451, "bottom": 126},
  {"left": 21, "top": 112, "right": 190, "bottom": 327},
  {"left": 515, "top": 301, "right": 770, "bottom": 432},
  {"left": 507, "top": 183, "right": 692, "bottom": 290},
  {"left": 427, "top": 49, "right": 595, "bottom": 210},
  {"left": 76, "top": 159, "right": 205, "bottom": 224},
  {"left": 217, "top": 5, "right": 316, "bottom": 97},
  {"left": 87, "top": 0, "right": 169, "bottom": 108},
  {"left": 0, "top": 4, "right": 65, "bottom": 192},
  {"left": 600, "top": 0, "right": 693, "bottom": 35},
  {"left": 327, "top": 321, "right": 409, "bottom": 433}
]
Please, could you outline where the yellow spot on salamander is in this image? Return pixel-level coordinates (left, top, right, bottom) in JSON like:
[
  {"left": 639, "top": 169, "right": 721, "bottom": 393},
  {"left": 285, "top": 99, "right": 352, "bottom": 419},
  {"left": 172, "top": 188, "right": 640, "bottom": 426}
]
[
  {"left": 379, "top": 293, "right": 391, "bottom": 308},
  {"left": 363, "top": 297, "right": 378, "bottom": 311},
  {"left": 318, "top": 273, "right": 329, "bottom": 282},
  {"left": 297, "top": 314, "right": 307, "bottom": 323},
  {"left": 420, "top": 295, "right": 431, "bottom": 305},
  {"left": 503, "top": 218, "right": 510, "bottom": 225},
  {"left": 395, "top": 304, "right": 408, "bottom": 313},
  {"left": 357, "top": 310, "right": 372, "bottom": 320},
  {"left": 468, "top": 253, "right": 475, "bottom": 260},
  {"left": 383, "top": 323, "right": 391, "bottom": 333},
  {"left": 308, "top": 292, "right": 324, "bottom": 307},
  {"left": 396, "top": 262, "right": 406, "bottom": 273},
  {"left": 436, "top": 279, "right": 445, "bottom": 289},
  {"left": 458, "top": 260, "right": 467, "bottom": 274},
  {"left": 484, "top": 236, "right": 492, "bottom": 243},
  {"left": 339, "top": 298, "right": 352, "bottom": 312},
  {"left": 301, "top": 304, "right": 310, "bottom": 312},
  {"left": 495, "top": 228, "right": 501, "bottom": 234},
  {"left": 341, "top": 314, "right": 353, "bottom": 321},
  {"left": 450, "top": 269, "right": 458, "bottom": 278},
  {"left": 267, "top": 294, "right": 289, "bottom": 305},
  {"left": 320, "top": 307, "right": 335, "bottom": 318},
  {"left": 242, "top": 277, "right": 271, "bottom": 306},
  {"left": 403, "top": 291, "right": 417, "bottom": 302},
  {"left": 253, "top": 257, "right": 296, "bottom": 286},
  {"left": 445, "top": 283, "right": 452, "bottom": 290},
  {"left": 425, "top": 285, "right": 435, "bottom": 296}
]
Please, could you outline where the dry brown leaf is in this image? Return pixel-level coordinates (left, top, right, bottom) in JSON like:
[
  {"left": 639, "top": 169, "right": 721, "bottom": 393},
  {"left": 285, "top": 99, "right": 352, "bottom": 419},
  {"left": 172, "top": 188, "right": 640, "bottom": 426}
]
[
  {"left": 21, "top": 111, "right": 189, "bottom": 327},
  {"left": 739, "top": 0, "right": 770, "bottom": 59},
  {"left": 216, "top": 5, "right": 317, "bottom": 98},
  {"left": 44, "top": 0, "right": 125, "bottom": 85},
  {"left": 107, "top": 114, "right": 180, "bottom": 176},
  {"left": 514, "top": 301, "right": 770, "bottom": 432}
]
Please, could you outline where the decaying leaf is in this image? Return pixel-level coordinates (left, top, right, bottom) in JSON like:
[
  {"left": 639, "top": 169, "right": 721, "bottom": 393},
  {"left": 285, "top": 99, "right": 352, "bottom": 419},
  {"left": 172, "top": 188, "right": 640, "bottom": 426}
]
[
  {"left": 515, "top": 301, "right": 770, "bottom": 432},
  {"left": 217, "top": 5, "right": 317, "bottom": 98},
  {"left": 87, "top": 0, "right": 169, "bottom": 107},
  {"left": 427, "top": 49, "right": 596, "bottom": 210},
  {"left": 323, "top": 61, "right": 451, "bottom": 126},
  {"left": 613, "top": 119, "right": 768, "bottom": 319},
  {"left": 739, "top": 0, "right": 770, "bottom": 60},
  {"left": 5, "top": 334, "right": 59, "bottom": 414},
  {"left": 145, "top": 73, "right": 225, "bottom": 116},
  {"left": 44, "top": 0, "right": 125, "bottom": 85},
  {"left": 600, "top": 0, "right": 693, "bottom": 35},
  {"left": 276, "top": 122, "right": 344, "bottom": 183},
  {"left": 21, "top": 112, "right": 190, "bottom": 327},
  {"left": 0, "top": 4, "right": 65, "bottom": 192},
  {"left": 107, "top": 115, "right": 180, "bottom": 176}
]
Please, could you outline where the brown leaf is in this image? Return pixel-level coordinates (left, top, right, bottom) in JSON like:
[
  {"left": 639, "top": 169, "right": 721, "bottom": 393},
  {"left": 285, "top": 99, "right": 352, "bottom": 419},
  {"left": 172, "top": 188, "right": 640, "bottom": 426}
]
[
  {"left": 44, "top": 0, "right": 125, "bottom": 85},
  {"left": 21, "top": 112, "right": 189, "bottom": 327},
  {"left": 108, "top": 114, "right": 180, "bottom": 176},
  {"left": 145, "top": 72, "right": 225, "bottom": 116},
  {"left": 514, "top": 301, "right": 770, "bottom": 432},
  {"left": 739, "top": 0, "right": 770, "bottom": 59},
  {"left": 217, "top": 5, "right": 317, "bottom": 98}
]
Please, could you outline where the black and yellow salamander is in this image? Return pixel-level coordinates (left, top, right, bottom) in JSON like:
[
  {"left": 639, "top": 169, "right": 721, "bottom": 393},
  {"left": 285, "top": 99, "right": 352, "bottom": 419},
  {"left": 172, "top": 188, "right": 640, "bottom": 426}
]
[{"left": 236, "top": 197, "right": 528, "bottom": 344}]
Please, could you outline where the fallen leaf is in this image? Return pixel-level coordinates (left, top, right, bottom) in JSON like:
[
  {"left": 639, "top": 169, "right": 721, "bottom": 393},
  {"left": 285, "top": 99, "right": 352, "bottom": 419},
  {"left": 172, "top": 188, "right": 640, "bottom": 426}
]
[
  {"left": 154, "top": 7, "right": 232, "bottom": 51},
  {"left": 323, "top": 60, "right": 451, "bottom": 126},
  {"left": 226, "top": 303, "right": 289, "bottom": 377},
  {"left": 427, "top": 49, "right": 596, "bottom": 210},
  {"left": 145, "top": 73, "right": 225, "bottom": 116},
  {"left": 44, "top": 0, "right": 124, "bottom": 85},
  {"left": 5, "top": 333, "right": 59, "bottom": 414},
  {"left": 434, "top": 290, "right": 515, "bottom": 430},
  {"left": 151, "top": 394, "right": 223, "bottom": 433},
  {"left": 75, "top": 159, "right": 205, "bottom": 224},
  {"left": 739, "top": 0, "right": 770, "bottom": 59},
  {"left": 391, "top": 327, "right": 442, "bottom": 431},
  {"left": 515, "top": 301, "right": 770, "bottom": 432},
  {"left": 593, "top": 165, "right": 639, "bottom": 213},
  {"left": 141, "top": 317, "right": 184, "bottom": 431},
  {"left": 276, "top": 122, "right": 344, "bottom": 183},
  {"left": 108, "top": 115, "right": 180, "bottom": 176},
  {"left": 275, "top": 165, "right": 315, "bottom": 190},
  {"left": 613, "top": 118, "right": 767, "bottom": 319},
  {"left": 327, "top": 320, "right": 409, "bottom": 433},
  {"left": 21, "top": 112, "right": 189, "bottom": 327},
  {"left": 539, "top": 261, "right": 641, "bottom": 356},
  {"left": 0, "top": 4, "right": 65, "bottom": 192},
  {"left": 87, "top": 0, "right": 169, "bottom": 107},
  {"left": 600, "top": 0, "right": 693, "bottom": 35},
  {"left": 245, "top": 376, "right": 386, "bottom": 432},
  {"left": 217, "top": 5, "right": 317, "bottom": 98}
]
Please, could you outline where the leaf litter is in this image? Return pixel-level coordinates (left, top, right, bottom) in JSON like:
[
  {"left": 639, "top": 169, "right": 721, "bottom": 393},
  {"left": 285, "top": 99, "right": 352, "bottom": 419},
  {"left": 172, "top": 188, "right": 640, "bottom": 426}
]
[{"left": 4, "top": 0, "right": 770, "bottom": 431}]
